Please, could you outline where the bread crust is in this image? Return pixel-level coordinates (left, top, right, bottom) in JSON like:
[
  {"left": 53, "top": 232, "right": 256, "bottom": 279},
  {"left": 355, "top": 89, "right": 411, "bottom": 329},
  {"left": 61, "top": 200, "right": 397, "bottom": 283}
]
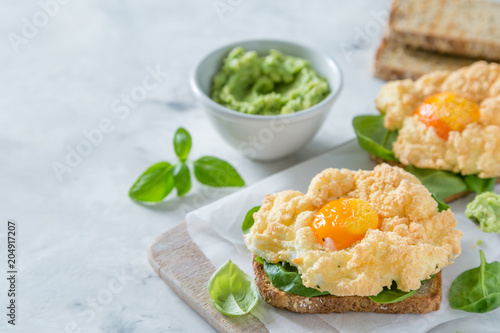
[
  {"left": 253, "top": 257, "right": 441, "bottom": 314},
  {"left": 374, "top": 37, "right": 477, "bottom": 81},
  {"left": 369, "top": 155, "right": 500, "bottom": 203},
  {"left": 374, "top": 38, "right": 421, "bottom": 81},
  {"left": 388, "top": 0, "right": 500, "bottom": 61}
]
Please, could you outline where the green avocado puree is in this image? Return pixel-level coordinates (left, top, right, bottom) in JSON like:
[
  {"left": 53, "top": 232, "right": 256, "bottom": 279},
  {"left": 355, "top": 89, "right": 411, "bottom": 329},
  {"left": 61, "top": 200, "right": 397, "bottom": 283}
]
[
  {"left": 211, "top": 47, "right": 330, "bottom": 115},
  {"left": 466, "top": 192, "right": 500, "bottom": 234}
]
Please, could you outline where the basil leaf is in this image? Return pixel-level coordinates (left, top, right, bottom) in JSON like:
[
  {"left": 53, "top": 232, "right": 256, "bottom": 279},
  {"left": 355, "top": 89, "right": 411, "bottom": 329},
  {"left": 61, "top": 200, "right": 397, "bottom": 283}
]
[
  {"left": 352, "top": 115, "right": 399, "bottom": 162},
  {"left": 464, "top": 175, "right": 497, "bottom": 194},
  {"left": 431, "top": 193, "right": 450, "bottom": 212},
  {"left": 403, "top": 165, "right": 468, "bottom": 200},
  {"left": 449, "top": 250, "right": 500, "bottom": 313},
  {"left": 262, "top": 260, "right": 329, "bottom": 297},
  {"left": 369, "top": 281, "right": 417, "bottom": 304},
  {"left": 129, "top": 162, "right": 174, "bottom": 203},
  {"left": 242, "top": 206, "right": 261, "bottom": 235},
  {"left": 208, "top": 260, "right": 258, "bottom": 316},
  {"left": 173, "top": 127, "right": 192, "bottom": 161},
  {"left": 194, "top": 156, "right": 245, "bottom": 187},
  {"left": 173, "top": 162, "right": 191, "bottom": 197}
]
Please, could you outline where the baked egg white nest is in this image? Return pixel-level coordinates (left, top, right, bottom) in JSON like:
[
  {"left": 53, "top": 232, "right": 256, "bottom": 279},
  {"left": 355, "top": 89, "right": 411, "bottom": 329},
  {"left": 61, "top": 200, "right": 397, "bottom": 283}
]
[
  {"left": 245, "top": 164, "right": 462, "bottom": 297},
  {"left": 376, "top": 61, "right": 500, "bottom": 178}
]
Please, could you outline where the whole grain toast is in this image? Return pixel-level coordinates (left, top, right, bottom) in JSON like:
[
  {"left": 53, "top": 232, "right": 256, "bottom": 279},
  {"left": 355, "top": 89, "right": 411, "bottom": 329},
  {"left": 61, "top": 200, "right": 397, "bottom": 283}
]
[
  {"left": 253, "top": 257, "right": 442, "bottom": 314},
  {"left": 374, "top": 37, "right": 477, "bottom": 81},
  {"left": 388, "top": 0, "right": 500, "bottom": 61},
  {"left": 369, "top": 155, "right": 500, "bottom": 203}
]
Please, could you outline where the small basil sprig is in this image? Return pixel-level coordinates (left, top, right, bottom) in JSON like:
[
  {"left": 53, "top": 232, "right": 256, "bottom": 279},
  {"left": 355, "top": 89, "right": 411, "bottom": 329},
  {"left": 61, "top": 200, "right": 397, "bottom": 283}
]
[
  {"left": 208, "top": 260, "right": 259, "bottom": 316},
  {"left": 129, "top": 127, "right": 245, "bottom": 203},
  {"left": 449, "top": 250, "right": 500, "bottom": 313}
]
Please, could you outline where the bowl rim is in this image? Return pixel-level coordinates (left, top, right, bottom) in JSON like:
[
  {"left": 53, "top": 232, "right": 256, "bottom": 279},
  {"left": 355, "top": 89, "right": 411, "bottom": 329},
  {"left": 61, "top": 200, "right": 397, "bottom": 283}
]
[{"left": 190, "top": 38, "right": 343, "bottom": 121}]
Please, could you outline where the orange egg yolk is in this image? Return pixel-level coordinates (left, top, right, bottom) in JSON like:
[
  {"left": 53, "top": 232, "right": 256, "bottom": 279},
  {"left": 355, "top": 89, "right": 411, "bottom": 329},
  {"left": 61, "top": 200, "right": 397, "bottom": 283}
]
[
  {"left": 415, "top": 92, "right": 480, "bottom": 140},
  {"left": 310, "top": 198, "right": 379, "bottom": 251}
]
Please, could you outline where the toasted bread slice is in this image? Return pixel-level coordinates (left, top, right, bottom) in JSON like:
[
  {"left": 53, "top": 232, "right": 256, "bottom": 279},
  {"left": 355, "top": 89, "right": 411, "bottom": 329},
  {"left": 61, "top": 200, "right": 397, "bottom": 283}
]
[
  {"left": 388, "top": 0, "right": 500, "bottom": 61},
  {"left": 374, "top": 37, "right": 477, "bottom": 81},
  {"left": 369, "top": 155, "right": 500, "bottom": 203},
  {"left": 253, "top": 257, "right": 442, "bottom": 314}
]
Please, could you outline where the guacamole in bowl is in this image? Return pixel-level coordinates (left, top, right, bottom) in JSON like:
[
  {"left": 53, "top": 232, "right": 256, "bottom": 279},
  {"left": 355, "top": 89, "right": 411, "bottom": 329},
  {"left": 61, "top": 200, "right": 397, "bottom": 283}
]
[
  {"left": 211, "top": 47, "right": 330, "bottom": 115},
  {"left": 190, "top": 39, "right": 342, "bottom": 160}
]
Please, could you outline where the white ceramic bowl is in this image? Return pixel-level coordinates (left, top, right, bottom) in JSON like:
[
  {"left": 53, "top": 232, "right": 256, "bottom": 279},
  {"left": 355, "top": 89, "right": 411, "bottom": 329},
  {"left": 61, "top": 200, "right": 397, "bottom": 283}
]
[{"left": 190, "top": 39, "right": 342, "bottom": 161}]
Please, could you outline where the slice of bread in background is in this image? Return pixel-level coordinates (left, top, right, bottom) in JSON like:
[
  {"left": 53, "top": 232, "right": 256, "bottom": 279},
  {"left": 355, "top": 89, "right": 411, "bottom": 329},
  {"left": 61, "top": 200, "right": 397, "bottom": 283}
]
[
  {"left": 374, "top": 37, "right": 477, "bottom": 80},
  {"left": 388, "top": 0, "right": 500, "bottom": 61},
  {"left": 253, "top": 257, "right": 442, "bottom": 314}
]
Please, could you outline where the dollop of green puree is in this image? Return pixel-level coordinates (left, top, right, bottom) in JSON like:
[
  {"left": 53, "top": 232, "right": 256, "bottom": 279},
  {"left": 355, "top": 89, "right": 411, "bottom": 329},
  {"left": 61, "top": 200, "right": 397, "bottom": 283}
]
[
  {"left": 466, "top": 192, "right": 500, "bottom": 233},
  {"left": 211, "top": 47, "right": 330, "bottom": 115}
]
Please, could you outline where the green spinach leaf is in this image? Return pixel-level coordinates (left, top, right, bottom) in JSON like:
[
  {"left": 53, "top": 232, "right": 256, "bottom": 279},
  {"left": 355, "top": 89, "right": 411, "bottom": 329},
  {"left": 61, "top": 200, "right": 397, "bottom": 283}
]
[
  {"left": 261, "top": 257, "right": 430, "bottom": 302},
  {"left": 173, "top": 127, "right": 192, "bottom": 161},
  {"left": 464, "top": 175, "right": 497, "bottom": 194},
  {"left": 173, "top": 162, "right": 191, "bottom": 197},
  {"left": 352, "top": 115, "right": 399, "bottom": 162},
  {"left": 403, "top": 165, "right": 468, "bottom": 200},
  {"left": 262, "top": 260, "right": 329, "bottom": 297},
  {"left": 208, "top": 260, "right": 259, "bottom": 316},
  {"left": 129, "top": 162, "right": 174, "bottom": 202},
  {"left": 449, "top": 250, "right": 500, "bottom": 313},
  {"left": 242, "top": 206, "right": 261, "bottom": 235},
  {"left": 431, "top": 193, "right": 450, "bottom": 212},
  {"left": 369, "top": 281, "right": 417, "bottom": 304},
  {"left": 194, "top": 156, "right": 245, "bottom": 187}
]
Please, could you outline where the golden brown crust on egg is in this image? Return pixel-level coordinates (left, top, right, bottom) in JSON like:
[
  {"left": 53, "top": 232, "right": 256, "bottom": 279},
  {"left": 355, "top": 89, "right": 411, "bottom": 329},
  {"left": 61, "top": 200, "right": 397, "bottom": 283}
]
[
  {"left": 375, "top": 61, "right": 500, "bottom": 178},
  {"left": 376, "top": 61, "right": 500, "bottom": 130},
  {"left": 394, "top": 116, "right": 500, "bottom": 178},
  {"left": 369, "top": 155, "right": 500, "bottom": 202},
  {"left": 244, "top": 164, "right": 462, "bottom": 297},
  {"left": 253, "top": 256, "right": 442, "bottom": 314}
]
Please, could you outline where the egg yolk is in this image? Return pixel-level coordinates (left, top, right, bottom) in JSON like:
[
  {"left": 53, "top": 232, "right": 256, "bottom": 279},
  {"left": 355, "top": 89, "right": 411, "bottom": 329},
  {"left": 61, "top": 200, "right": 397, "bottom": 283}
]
[
  {"left": 310, "top": 198, "right": 379, "bottom": 251},
  {"left": 415, "top": 92, "right": 480, "bottom": 140}
]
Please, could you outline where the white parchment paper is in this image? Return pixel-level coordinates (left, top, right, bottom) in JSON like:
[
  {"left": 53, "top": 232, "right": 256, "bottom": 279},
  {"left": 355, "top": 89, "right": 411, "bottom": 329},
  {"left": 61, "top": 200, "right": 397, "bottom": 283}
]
[{"left": 186, "top": 141, "right": 500, "bottom": 333}]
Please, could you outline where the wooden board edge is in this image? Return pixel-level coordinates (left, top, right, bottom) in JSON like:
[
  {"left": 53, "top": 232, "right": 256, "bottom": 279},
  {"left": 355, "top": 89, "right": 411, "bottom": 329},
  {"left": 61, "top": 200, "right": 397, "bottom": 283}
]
[{"left": 148, "top": 222, "right": 269, "bottom": 333}]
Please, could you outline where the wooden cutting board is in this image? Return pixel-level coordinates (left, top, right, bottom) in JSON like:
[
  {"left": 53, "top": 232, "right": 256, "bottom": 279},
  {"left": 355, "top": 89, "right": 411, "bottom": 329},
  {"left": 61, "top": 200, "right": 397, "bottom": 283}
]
[{"left": 148, "top": 222, "right": 268, "bottom": 333}]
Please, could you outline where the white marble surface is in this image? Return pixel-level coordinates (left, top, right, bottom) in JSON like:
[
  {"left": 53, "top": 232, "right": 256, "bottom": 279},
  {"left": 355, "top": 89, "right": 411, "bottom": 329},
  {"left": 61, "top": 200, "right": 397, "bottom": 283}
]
[{"left": 1, "top": 0, "right": 392, "bottom": 332}]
